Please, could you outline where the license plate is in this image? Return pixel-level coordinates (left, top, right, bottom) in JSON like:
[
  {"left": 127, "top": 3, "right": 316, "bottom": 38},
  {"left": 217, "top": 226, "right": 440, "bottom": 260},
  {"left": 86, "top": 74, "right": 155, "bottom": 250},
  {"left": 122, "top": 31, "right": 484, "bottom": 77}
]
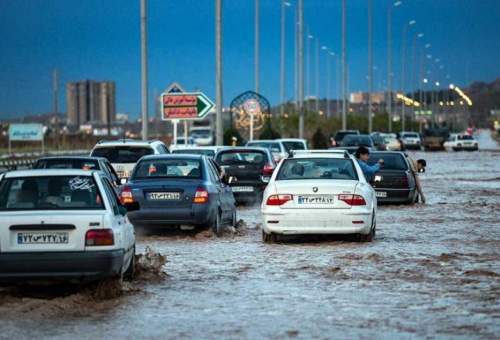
[
  {"left": 148, "top": 192, "right": 180, "bottom": 200},
  {"left": 231, "top": 186, "right": 254, "bottom": 192},
  {"left": 17, "top": 232, "right": 69, "bottom": 244},
  {"left": 376, "top": 191, "right": 387, "bottom": 198},
  {"left": 297, "top": 195, "right": 335, "bottom": 204}
]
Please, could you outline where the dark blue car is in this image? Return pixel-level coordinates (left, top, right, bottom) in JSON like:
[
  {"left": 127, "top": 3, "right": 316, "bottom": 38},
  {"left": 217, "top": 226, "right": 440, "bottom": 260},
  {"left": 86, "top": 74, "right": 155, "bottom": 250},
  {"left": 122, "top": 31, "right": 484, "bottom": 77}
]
[{"left": 120, "top": 154, "right": 236, "bottom": 235}]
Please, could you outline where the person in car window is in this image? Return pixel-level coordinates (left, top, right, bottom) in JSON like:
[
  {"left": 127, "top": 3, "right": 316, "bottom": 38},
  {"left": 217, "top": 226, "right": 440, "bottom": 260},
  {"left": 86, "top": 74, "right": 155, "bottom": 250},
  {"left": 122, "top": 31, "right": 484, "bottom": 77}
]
[
  {"left": 355, "top": 146, "right": 384, "bottom": 182},
  {"left": 409, "top": 157, "right": 427, "bottom": 204}
]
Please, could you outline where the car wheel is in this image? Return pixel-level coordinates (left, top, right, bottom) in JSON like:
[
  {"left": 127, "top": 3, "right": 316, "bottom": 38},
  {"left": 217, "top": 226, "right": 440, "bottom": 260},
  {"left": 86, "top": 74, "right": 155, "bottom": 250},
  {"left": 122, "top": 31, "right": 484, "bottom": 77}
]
[
  {"left": 359, "top": 213, "right": 376, "bottom": 242},
  {"left": 262, "top": 230, "right": 277, "bottom": 243},
  {"left": 123, "top": 244, "right": 136, "bottom": 281},
  {"left": 212, "top": 210, "right": 222, "bottom": 236}
]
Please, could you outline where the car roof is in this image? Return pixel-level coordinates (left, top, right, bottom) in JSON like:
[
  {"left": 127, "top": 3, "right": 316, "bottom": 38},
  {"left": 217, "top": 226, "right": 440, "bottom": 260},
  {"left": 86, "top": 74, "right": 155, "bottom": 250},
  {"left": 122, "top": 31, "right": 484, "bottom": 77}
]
[
  {"left": 140, "top": 153, "right": 204, "bottom": 161},
  {"left": 291, "top": 150, "right": 351, "bottom": 159},
  {"left": 277, "top": 138, "right": 306, "bottom": 142},
  {"left": 3, "top": 169, "right": 98, "bottom": 178},
  {"left": 217, "top": 146, "right": 271, "bottom": 153},
  {"left": 172, "top": 146, "right": 225, "bottom": 151},
  {"left": 94, "top": 139, "right": 162, "bottom": 147},
  {"left": 247, "top": 140, "right": 281, "bottom": 144},
  {"left": 36, "top": 156, "right": 106, "bottom": 162}
]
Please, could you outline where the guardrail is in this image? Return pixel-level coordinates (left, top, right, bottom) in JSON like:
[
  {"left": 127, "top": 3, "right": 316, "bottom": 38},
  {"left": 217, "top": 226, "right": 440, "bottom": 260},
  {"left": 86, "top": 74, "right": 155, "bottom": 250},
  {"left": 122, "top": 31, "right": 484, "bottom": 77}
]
[{"left": 0, "top": 150, "right": 89, "bottom": 172}]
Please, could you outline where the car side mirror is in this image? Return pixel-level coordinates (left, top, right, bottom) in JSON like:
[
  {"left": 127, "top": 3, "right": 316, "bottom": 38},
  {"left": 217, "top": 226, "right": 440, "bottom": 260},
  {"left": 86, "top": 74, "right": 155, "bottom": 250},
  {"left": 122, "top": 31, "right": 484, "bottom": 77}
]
[
  {"left": 124, "top": 201, "right": 140, "bottom": 212},
  {"left": 120, "top": 178, "right": 128, "bottom": 185}
]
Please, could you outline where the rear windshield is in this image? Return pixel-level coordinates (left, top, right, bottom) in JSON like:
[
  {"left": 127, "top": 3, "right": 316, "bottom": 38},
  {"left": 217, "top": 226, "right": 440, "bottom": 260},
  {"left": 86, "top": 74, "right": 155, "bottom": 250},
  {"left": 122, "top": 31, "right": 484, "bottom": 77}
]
[
  {"left": 35, "top": 159, "right": 99, "bottom": 171},
  {"left": 246, "top": 142, "right": 281, "bottom": 153},
  {"left": 369, "top": 153, "right": 408, "bottom": 171},
  {"left": 458, "top": 135, "right": 474, "bottom": 140},
  {"left": 403, "top": 133, "right": 419, "bottom": 138},
  {"left": 277, "top": 158, "right": 358, "bottom": 181},
  {"left": 0, "top": 176, "right": 104, "bottom": 211},
  {"left": 335, "top": 131, "right": 358, "bottom": 140},
  {"left": 217, "top": 151, "right": 267, "bottom": 166},
  {"left": 172, "top": 149, "right": 215, "bottom": 157},
  {"left": 371, "top": 135, "right": 385, "bottom": 144},
  {"left": 190, "top": 129, "right": 211, "bottom": 136},
  {"left": 91, "top": 146, "right": 153, "bottom": 163},
  {"left": 341, "top": 135, "right": 373, "bottom": 147},
  {"left": 282, "top": 141, "right": 305, "bottom": 152},
  {"left": 133, "top": 159, "right": 202, "bottom": 179}
]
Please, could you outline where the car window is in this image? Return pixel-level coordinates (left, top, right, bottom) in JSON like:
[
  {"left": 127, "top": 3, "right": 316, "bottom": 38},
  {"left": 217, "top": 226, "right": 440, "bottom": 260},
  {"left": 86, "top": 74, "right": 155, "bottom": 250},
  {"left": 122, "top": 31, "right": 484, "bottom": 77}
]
[
  {"left": 277, "top": 158, "right": 358, "bottom": 181},
  {"left": 458, "top": 135, "right": 474, "bottom": 140},
  {"left": 100, "top": 178, "right": 120, "bottom": 215},
  {"left": 282, "top": 141, "right": 305, "bottom": 152},
  {"left": 247, "top": 142, "right": 281, "bottom": 153},
  {"left": 217, "top": 151, "right": 267, "bottom": 166},
  {"left": 91, "top": 146, "right": 154, "bottom": 163},
  {"left": 206, "top": 160, "right": 220, "bottom": 184},
  {"left": 0, "top": 176, "right": 104, "bottom": 211},
  {"left": 368, "top": 153, "right": 408, "bottom": 170},
  {"left": 172, "top": 149, "right": 215, "bottom": 157},
  {"left": 158, "top": 144, "right": 169, "bottom": 153},
  {"left": 133, "top": 159, "right": 202, "bottom": 179},
  {"left": 104, "top": 161, "right": 119, "bottom": 184},
  {"left": 35, "top": 159, "right": 99, "bottom": 170},
  {"left": 341, "top": 136, "right": 373, "bottom": 147}
]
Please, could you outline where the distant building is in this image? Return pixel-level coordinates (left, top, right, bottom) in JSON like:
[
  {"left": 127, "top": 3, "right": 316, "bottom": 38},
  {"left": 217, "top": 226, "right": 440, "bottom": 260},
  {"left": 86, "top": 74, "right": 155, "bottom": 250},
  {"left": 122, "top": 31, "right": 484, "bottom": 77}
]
[
  {"left": 350, "top": 91, "right": 386, "bottom": 105},
  {"left": 66, "top": 80, "right": 116, "bottom": 126}
]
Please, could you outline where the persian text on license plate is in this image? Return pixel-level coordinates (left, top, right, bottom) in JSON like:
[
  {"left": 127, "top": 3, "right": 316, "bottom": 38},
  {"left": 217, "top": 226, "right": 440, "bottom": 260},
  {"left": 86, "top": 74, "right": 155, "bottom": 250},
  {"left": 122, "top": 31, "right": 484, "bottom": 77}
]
[
  {"left": 376, "top": 191, "right": 387, "bottom": 198},
  {"left": 148, "top": 192, "right": 180, "bottom": 200},
  {"left": 297, "top": 195, "right": 335, "bottom": 204},
  {"left": 17, "top": 232, "right": 69, "bottom": 244},
  {"left": 231, "top": 186, "right": 254, "bottom": 192}
]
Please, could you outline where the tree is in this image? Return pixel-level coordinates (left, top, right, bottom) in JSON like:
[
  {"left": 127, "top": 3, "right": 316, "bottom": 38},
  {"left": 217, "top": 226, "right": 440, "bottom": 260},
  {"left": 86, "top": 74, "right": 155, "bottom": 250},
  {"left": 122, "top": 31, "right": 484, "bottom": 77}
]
[
  {"left": 311, "top": 128, "right": 329, "bottom": 149},
  {"left": 259, "top": 119, "right": 281, "bottom": 139}
]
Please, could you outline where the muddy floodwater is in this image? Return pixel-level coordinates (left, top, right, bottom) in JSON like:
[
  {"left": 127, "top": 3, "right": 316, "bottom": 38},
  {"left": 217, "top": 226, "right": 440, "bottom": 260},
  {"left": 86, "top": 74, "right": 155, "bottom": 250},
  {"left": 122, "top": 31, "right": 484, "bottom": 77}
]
[{"left": 1, "top": 148, "right": 499, "bottom": 339}]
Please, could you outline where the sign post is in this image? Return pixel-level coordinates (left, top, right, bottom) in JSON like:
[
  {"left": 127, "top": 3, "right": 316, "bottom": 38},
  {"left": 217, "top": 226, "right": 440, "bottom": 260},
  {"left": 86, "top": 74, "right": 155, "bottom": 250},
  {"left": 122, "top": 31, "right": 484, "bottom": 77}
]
[{"left": 8, "top": 123, "right": 44, "bottom": 155}]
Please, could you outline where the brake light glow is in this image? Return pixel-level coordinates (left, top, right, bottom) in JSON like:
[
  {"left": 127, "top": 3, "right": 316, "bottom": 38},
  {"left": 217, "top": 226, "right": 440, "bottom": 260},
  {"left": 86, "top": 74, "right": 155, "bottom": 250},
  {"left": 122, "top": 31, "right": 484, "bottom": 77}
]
[
  {"left": 120, "top": 186, "right": 134, "bottom": 205},
  {"left": 263, "top": 164, "right": 275, "bottom": 176},
  {"left": 85, "top": 229, "right": 114, "bottom": 246},
  {"left": 266, "top": 194, "right": 293, "bottom": 206},
  {"left": 338, "top": 194, "right": 366, "bottom": 206},
  {"left": 193, "top": 188, "right": 209, "bottom": 204}
]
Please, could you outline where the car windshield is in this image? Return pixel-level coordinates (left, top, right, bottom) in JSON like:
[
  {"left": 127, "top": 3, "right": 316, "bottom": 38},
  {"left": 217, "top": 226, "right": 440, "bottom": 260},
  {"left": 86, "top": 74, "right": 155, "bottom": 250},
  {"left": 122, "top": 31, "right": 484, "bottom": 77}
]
[
  {"left": 341, "top": 135, "right": 373, "bottom": 147},
  {"left": 247, "top": 142, "right": 281, "bottom": 153},
  {"left": 0, "top": 176, "right": 104, "bottom": 211},
  {"left": 133, "top": 159, "right": 202, "bottom": 179},
  {"left": 35, "top": 159, "right": 99, "bottom": 171},
  {"left": 217, "top": 151, "right": 267, "bottom": 166},
  {"left": 91, "top": 146, "right": 153, "bottom": 163},
  {"left": 368, "top": 153, "right": 408, "bottom": 170},
  {"left": 190, "top": 129, "right": 211, "bottom": 136},
  {"left": 403, "top": 133, "right": 419, "bottom": 138},
  {"left": 371, "top": 135, "right": 385, "bottom": 145},
  {"left": 458, "top": 135, "right": 474, "bottom": 140},
  {"left": 277, "top": 158, "right": 358, "bottom": 180},
  {"left": 172, "top": 149, "right": 215, "bottom": 157},
  {"left": 282, "top": 141, "right": 305, "bottom": 152}
]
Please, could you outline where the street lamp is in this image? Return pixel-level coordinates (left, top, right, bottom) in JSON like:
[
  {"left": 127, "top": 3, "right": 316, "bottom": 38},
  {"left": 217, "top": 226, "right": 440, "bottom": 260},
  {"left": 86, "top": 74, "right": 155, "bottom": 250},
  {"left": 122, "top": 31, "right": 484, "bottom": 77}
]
[
  {"left": 400, "top": 19, "right": 416, "bottom": 132},
  {"left": 280, "top": 1, "right": 291, "bottom": 127},
  {"left": 387, "top": 0, "right": 402, "bottom": 132}
]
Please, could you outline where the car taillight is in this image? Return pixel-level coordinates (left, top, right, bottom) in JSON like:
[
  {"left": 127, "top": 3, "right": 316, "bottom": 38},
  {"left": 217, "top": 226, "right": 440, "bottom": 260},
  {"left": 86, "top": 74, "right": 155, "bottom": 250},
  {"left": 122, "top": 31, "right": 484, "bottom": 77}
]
[
  {"left": 193, "top": 187, "right": 209, "bottom": 204},
  {"left": 120, "top": 186, "right": 134, "bottom": 205},
  {"left": 263, "top": 164, "right": 275, "bottom": 176},
  {"left": 266, "top": 194, "right": 293, "bottom": 206},
  {"left": 85, "top": 229, "right": 114, "bottom": 246},
  {"left": 338, "top": 194, "right": 366, "bottom": 206}
]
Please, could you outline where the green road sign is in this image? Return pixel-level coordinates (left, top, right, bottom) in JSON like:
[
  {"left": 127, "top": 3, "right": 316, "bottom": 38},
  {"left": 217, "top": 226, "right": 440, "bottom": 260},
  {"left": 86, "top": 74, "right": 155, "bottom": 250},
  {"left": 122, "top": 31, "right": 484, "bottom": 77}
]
[{"left": 161, "top": 92, "right": 215, "bottom": 120}]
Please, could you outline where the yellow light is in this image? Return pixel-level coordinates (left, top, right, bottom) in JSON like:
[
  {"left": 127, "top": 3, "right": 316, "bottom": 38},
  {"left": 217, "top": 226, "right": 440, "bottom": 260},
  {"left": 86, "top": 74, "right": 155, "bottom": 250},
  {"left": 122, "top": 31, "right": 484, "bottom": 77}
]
[
  {"left": 439, "top": 101, "right": 444, "bottom": 106},
  {"left": 452, "top": 85, "right": 472, "bottom": 106}
]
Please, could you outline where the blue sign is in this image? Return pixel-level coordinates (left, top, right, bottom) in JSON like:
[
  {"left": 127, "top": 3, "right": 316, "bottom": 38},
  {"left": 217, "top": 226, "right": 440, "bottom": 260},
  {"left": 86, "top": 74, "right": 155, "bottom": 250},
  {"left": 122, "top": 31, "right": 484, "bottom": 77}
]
[{"left": 9, "top": 123, "right": 44, "bottom": 141}]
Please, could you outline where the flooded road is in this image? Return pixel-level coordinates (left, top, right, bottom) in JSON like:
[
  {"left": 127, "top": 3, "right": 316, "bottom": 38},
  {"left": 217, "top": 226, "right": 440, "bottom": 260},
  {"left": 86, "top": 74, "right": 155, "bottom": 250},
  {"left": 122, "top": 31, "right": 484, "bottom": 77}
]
[{"left": 1, "top": 147, "right": 499, "bottom": 338}]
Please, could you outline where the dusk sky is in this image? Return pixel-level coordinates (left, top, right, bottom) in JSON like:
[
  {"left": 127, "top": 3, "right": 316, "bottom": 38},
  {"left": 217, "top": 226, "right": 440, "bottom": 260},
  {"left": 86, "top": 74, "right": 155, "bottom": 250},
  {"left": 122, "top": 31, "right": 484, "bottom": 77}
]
[{"left": 1, "top": 0, "right": 499, "bottom": 118}]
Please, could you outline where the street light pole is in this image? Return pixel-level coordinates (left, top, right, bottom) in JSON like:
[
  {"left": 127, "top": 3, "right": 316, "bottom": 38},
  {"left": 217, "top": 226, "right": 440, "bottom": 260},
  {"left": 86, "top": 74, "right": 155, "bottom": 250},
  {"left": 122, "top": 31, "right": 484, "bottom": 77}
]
[
  {"left": 341, "top": 0, "right": 347, "bottom": 130},
  {"left": 215, "top": 0, "right": 223, "bottom": 145},
  {"left": 387, "top": 1, "right": 401, "bottom": 132},
  {"left": 280, "top": 1, "right": 288, "bottom": 121},
  {"left": 401, "top": 19, "right": 416, "bottom": 132},
  {"left": 254, "top": 0, "right": 259, "bottom": 94},
  {"left": 367, "top": 0, "right": 373, "bottom": 133},
  {"left": 298, "top": 0, "right": 304, "bottom": 138},
  {"left": 315, "top": 38, "right": 320, "bottom": 113},
  {"left": 140, "top": 0, "right": 148, "bottom": 141}
]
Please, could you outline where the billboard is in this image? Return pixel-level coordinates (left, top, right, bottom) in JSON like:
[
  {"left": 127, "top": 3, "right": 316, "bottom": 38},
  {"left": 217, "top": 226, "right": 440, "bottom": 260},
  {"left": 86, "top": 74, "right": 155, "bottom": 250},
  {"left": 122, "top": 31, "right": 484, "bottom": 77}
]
[{"left": 8, "top": 123, "right": 44, "bottom": 141}]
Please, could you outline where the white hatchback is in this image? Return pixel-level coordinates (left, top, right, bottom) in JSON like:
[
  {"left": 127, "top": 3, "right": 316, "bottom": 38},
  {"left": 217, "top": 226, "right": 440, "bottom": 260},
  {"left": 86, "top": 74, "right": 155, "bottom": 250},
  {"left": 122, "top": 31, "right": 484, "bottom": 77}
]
[
  {"left": 261, "top": 150, "right": 377, "bottom": 242},
  {"left": 0, "top": 169, "right": 136, "bottom": 283}
]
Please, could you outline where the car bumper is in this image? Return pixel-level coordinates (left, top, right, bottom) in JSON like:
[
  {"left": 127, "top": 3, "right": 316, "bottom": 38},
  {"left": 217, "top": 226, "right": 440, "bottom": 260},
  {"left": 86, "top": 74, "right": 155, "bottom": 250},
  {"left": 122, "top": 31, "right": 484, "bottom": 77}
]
[
  {"left": 0, "top": 250, "right": 124, "bottom": 282},
  {"left": 375, "top": 188, "right": 415, "bottom": 204},
  {"left": 128, "top": 205, "right": 214, "bottom": 227},
  {"left": 262, "top": 209, "right": 373, "bottom": 235}
]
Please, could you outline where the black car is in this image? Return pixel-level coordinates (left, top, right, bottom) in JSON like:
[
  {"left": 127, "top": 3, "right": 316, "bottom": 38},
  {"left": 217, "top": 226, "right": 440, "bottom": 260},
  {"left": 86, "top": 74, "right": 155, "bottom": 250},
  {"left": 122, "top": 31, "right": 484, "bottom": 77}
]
[
  {"left": 214, "top": 147, "right": 276, "bottom": 203},
  {"left": 370, "top": 133, "right": 388, "bottom": 151},
  {"left": 341, "top": 134, "right": 375, "bottom": 148},
  {"left": 333, "top": 130, "right": 360, "bottom": 146},
  {"left": 121, "top": 154, "right": 236, "bottom": 235},
  {"left": 34, "top": 156, "right": 121, "bottom": 186},
  {"left": 368, "top": 151, "right": 417, "bottom": 204}
]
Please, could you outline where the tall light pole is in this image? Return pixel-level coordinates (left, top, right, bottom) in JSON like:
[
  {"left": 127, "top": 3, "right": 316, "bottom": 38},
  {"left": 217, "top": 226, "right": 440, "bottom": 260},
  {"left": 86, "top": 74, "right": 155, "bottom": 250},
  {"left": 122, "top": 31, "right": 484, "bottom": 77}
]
[
  {"left": 411, "top": 32, "right": 424, "bottom": 122},
  {"left": 215, "top": 0, "right": 223, "bottom": 145},
  {"left": 306, "top": 30, "right": 313, "bottom": 111},
  {"left": 52, "top": 69, "right": 59, "bottom": 149},
  {"left": 298, "top": 0, "right": 304, "bottom": 138},
  {"left": 387, "top": 1, "right": 402, "bottom": 132},
  {"left": 341, "top": 0, "right": 347, "bottom": 130},
  {"left": 255, "top": 0, "right": 259, "bottom": 94},
  {"left": 294, "top": 4, "right": 298, "bottom": 112},
  {"left": 315, "top": 38, "right": 320, "bottom": 112},
  {"left": 280, "top": 1, "right": 291, "bottom": 121},
  {"left": 367, "top": 0, "right": 373, "bottom": 133},
  {"left": 140, "top": 0, "right": 148, "bottom": 141},
  {"left": 400, "top": 19, "right": 416, "bottom": 132}
]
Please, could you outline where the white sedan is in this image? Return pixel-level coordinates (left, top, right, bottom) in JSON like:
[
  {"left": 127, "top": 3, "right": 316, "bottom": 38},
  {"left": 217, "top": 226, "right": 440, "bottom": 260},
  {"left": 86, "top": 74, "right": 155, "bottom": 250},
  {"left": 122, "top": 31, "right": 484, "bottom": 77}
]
[
  {"left": 443, "top": 134, "right": 479, "bottom": 151},
  {"left": 0, "top": 169, "right": 137, "bottom": 283},
  {"left": 261, "top": 150, "right": 377, "bottom": 242}
]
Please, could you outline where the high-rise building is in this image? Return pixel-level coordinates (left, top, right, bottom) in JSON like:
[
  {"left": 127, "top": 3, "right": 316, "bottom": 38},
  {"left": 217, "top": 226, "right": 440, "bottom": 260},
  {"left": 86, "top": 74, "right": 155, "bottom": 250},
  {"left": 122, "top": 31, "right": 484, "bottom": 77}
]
[{"left": 66, "top": 80, "right": 116, "bottom": 126}]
